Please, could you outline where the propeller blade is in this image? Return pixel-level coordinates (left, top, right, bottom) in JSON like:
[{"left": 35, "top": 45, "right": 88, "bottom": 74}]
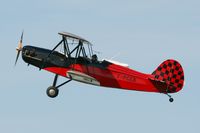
[
  {"left": 15, "top": 31, "right": 24, "bottom": 66},
  {"left": 20, "top": 30, "right": 24, "bottom": 43},
  {"left": 15, "top": 50, "right": 20, "bottom": 66}
]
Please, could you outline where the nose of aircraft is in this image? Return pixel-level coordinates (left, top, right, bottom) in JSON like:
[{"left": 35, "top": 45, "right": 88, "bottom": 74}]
[
  {"left": 22, "top": 45, "right": 36, "bottom": 57},
  {"left": 21, "top": 45, "right": 69, "bottom": 69},
  {"left": 21, "top": 45, "right": 44, "bottom": 68}
]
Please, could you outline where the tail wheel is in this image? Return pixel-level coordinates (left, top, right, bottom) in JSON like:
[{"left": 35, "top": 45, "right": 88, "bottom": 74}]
[
  {"left": 169, "top": 97, "right": 174, "bottom": 102},
  {"left": 46, "top": 86, "right": 59, "bottom": 98}
]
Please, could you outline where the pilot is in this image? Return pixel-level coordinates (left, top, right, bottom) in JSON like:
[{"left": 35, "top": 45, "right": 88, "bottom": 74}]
[{"left": 92, "top": 54, "right": 98, "bottom": 63}]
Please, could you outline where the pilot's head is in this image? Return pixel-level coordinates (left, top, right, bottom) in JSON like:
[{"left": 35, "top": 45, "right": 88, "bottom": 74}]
[{"left": 92, "top": 54, "right": 98, "bottom": 62}]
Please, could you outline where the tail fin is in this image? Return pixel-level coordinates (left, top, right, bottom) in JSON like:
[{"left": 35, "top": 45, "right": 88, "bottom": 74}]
[{"left": 151, "top": 59, "right": 184, "bottom": 93}]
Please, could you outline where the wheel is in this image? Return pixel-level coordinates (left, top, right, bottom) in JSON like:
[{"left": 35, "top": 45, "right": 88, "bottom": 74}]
[
  {"left": 169, "top": 97, "right": 174, "bottom": 102},
  {"left": 46, "top": 86, "right": 59, "bottom": 98}
]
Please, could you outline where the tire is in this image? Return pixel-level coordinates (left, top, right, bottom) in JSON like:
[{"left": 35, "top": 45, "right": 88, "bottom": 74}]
[
  {"left": 169, "top": 98, "right": 174, "bottom": 102},
  {"left": 46, "top": 86, "right": 59, "bottom": 98}
]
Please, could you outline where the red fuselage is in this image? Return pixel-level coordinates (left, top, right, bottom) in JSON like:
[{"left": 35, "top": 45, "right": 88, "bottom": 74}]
[{"left": 44, "top": 63, "right": 158, "bottom": 93}]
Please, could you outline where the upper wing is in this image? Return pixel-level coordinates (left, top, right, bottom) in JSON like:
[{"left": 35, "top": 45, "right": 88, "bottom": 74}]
[{"left": 58, "top": 32, "right": 91, "bottom": 44}]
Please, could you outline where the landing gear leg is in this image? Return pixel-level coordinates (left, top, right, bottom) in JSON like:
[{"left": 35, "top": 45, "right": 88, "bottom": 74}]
[
  {"left": 166, "top": 93, "right": 174, "bottom": 103},
  {"left": 46, "top": 74, "right": 72, "bottom": 98}
]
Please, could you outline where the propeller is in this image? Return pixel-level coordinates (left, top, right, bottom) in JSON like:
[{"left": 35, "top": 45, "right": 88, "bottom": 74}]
[{"left": 15, "top": 31, "right": 23, "bottom": 66}]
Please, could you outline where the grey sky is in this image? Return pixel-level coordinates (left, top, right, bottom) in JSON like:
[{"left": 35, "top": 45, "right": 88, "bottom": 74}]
[{"left": 0, "top": 0, "right": 199, "bottom": 133}]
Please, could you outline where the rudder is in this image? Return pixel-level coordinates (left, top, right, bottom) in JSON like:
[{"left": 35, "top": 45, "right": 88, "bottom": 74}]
[{"left": 151, "top": 59, "right": 184, "bottom": 93}]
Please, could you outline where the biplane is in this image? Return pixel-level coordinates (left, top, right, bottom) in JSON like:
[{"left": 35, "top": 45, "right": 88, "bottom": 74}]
[{"left": 15, "top": 31, "right": 185, "bottom": 102}]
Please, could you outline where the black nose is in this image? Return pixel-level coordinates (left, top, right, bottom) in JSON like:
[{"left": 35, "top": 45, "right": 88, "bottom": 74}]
[
  {"left": 24, "top": 49, "right": 30, "bottom": 56},
  {"left": 22, "top": 46, "right": 36, "bottom": 57}
]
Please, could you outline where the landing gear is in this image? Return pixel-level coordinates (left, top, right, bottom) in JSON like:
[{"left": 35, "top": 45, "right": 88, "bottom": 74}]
[
  {"left": 46, "top": 74, "right": 72, "bottom": 98},
  {"left": 166, "top": 93, "right": 174, "bottom": 103}
]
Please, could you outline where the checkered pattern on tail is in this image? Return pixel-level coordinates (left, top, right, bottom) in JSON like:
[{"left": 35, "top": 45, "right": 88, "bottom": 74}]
[{"left": 152, "top": 59, "right": 184, "bottom": 93}]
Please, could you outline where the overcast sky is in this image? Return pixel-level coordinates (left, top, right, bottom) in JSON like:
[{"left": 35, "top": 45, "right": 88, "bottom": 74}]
[{"left": 0, "top": 0, "right": 199, "bottom": 133}]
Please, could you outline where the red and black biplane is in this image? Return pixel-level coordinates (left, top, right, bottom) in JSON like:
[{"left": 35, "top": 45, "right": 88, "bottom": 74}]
[{"left": 15, "top": 32, "right": 185, "bottom": 102}]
